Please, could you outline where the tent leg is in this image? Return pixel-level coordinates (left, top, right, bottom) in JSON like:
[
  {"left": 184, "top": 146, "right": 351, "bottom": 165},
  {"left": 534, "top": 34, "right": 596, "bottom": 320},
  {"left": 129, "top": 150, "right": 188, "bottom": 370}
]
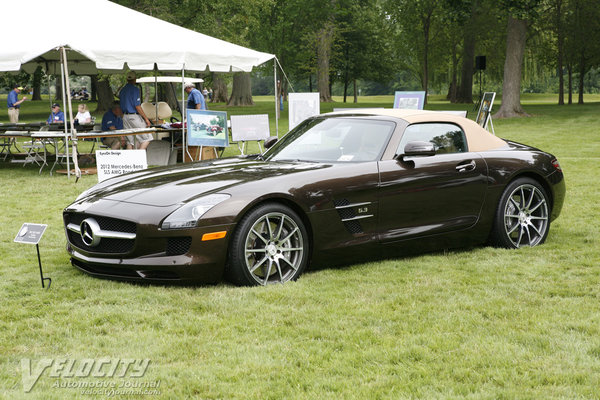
[
  {"left": 61, "top": 46, "right": 79, "bottom": 179},
  {"left": 274, "top": 59, "right": 278, "bottom": 137}
]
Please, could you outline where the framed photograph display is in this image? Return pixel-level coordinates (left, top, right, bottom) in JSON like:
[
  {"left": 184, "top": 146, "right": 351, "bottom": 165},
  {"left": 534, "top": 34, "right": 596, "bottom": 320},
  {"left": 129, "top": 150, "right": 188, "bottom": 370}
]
[
  {"left": 187, "top": 109, "right": 228, "bottom": 148},
  {"left": 289, "top": 92, "right": 320, "bottom": 130},
  {"left": 230, "top": 114, "right": 270, "bottom": 142},
  {"left": 393, "top": 91, "right": 426, "bottom": 110},
  {"left": 476, "top": 92, "right": 496, "bottom": 130}
]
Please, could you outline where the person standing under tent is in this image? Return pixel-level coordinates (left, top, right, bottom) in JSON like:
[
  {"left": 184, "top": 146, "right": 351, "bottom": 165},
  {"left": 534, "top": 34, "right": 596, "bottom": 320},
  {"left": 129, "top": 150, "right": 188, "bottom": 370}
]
[
  {"left": 185, "top": 82, "right": 207, "bottom": 110},
  {"left": 7, "top": 85, "right": 27, "bottom": 123},
  {"left": 119, "top": 71, "right": 153, "bottom": 150},
  {"left": 46, "top": 103, "right": 65, "bottom": 124}
]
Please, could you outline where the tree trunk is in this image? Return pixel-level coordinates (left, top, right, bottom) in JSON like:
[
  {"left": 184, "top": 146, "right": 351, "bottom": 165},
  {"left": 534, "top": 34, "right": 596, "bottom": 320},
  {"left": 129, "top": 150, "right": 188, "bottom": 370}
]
[
  {"left": 211, "top": 73, "right": 228, "bottom": 103},
  {"left": 456, "top": 1, "right": 477, "bottom": 103},
  {"left": 90, "top": 75, "right": 98, "bottom": 102},
  {"left": 55, "top": 78, "right": 63, "bottom": 102},
  {"left": 95, "top": 78, "right": 114, "bottom": 114},
  {"left": 577, "top": 56, "right": 585, "bottom": 104},
  {"left": 447, "top": 43, "right": 459, "bottom": 102},
  {"left": 158, "top": 83, "right": 179, "bottom": 110},
  {"left": 317, "top": 22, "right": 334, "bottom": 102},
  {"left": 421, "top": 11, "right": 432, "bottom": 105},
  {"left": 456, "top": 31, "right": 475, "bottom": 103},
  {"left": 494, "top": 17, "right": 529, "bottom": 118},
  {"left": 353, "top": 79, "right": 357, "bottom": 103},
  {"left": 556, "top": 0, "right": 564, "bottom": 105},
  {"left": 309, "top": 74, "right": 312, "bottom": 92},
  {"left": 32, "top": 66, "right": 43, "bottom": 101},
  {"left": 567, "top": 63, "right": 573, "bottom": 104},
  {"left": 227, "top": 72, "right": 253, "bottom": 106}
]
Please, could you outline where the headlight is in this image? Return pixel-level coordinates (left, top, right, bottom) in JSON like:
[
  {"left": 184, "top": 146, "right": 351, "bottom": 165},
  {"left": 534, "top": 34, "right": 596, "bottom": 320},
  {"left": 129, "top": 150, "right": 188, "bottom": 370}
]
[
  {"left": 161, "top": 194, "right": 230, "bottom": 230},
  {"left": 76, "top": 187, "right": 94, "bottom": 202}
]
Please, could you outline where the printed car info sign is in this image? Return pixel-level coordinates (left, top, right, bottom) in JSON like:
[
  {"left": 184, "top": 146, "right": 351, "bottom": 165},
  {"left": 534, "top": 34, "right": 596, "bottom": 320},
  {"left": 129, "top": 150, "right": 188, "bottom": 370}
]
[
  {"left": 96, "top": 150, "right": 147, "bottom": 182},
  {"left": 288, "top": 93, "right": 320, "bottom": 130},
  {"left": 14, "top": 223, "right": 47, "bottom": 245}
]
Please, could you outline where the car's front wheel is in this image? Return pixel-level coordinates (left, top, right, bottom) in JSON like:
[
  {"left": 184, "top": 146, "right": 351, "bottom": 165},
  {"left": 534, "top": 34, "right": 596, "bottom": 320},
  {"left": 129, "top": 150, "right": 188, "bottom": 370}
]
[
  {"left": 490, "top": 177, "right": 550, "bottom": 248},
  {"left": 227, "top": 203, "right": 309, "bottom": 286}
]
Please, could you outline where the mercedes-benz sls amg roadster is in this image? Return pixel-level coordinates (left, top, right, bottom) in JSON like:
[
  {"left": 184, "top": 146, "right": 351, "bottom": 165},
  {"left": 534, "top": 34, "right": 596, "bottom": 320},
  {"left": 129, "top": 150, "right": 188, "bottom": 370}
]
[{"left": 64, "top": 109, "right": 565, "bottom": 286}]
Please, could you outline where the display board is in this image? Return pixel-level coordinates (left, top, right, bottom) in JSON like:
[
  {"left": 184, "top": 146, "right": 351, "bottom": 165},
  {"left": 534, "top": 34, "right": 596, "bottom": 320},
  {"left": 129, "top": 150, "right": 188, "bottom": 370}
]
[
  {"left": 187, "top": 110, "right": 229, "bottom": 148},
  {"left": 475, "top": 92, "right": 496, "bottom": 130},
  {"left": 289, "top": 93, "right": 320, "bottom": 130},
  {"left": 96, "top": 150, "right": 147, "bottom": 182},
  {"left": 438, "top": 110, "right": 468, "bottom": 117},
  {"left": 230, "top": 114, "right": 270, "bottom": 142},
  {"left": 393, "top": 91, "right": 426, "bottom": 110}
]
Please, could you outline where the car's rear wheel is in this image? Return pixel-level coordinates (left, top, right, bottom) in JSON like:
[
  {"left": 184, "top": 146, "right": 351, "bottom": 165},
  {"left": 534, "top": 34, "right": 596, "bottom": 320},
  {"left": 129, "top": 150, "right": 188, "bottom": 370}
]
[
  {"left": 227, "top": 203, "right": 309, "bottom": 286},
  {"left": 490, "top": 177, "right": 550, "bottom": 248}
]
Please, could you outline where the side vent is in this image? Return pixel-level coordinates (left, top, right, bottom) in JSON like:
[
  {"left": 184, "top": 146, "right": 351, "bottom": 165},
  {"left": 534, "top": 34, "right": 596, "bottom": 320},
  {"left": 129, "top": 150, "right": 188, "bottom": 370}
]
[{"left": 333, "top": 199, "right": 373, "bottom": 234}]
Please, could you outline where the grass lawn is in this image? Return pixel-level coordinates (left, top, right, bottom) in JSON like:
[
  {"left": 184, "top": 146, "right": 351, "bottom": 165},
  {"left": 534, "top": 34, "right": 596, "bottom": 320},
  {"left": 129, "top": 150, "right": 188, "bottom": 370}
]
[{"left": 0, "top": 94, "right": 599, "bottom": 399}]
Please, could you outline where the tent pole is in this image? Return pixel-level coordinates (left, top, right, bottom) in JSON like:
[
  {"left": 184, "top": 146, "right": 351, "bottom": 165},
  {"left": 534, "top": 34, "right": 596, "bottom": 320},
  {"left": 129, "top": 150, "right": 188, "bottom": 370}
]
[
  {"left": 61, "top": 46, "right": 79, "bottom": 179},
  {"left": 182, "top": 66, "right": 192, "bottom": 162},
  {"left": 154, "top": 65, "right": 158, "bottom": 127},
  {"left": 274, "top": 59, "right": 278, "bottom": 137},
  {"left": 59, "top": 49, "right": 70, "bottom": 178}
]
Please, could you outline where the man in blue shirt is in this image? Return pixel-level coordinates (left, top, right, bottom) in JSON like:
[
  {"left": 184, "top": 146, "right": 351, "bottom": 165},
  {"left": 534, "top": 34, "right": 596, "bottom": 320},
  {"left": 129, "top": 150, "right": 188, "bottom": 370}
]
[
  {"left": 7, "top": 85, "right": 27, "bottom": 123},
  {"left": 185, "top": 82, "right": 207, "bottom": 110},
  {"left": 101, "top": 102, "right": 125, "bottom": 149},
  {"left": 119, "top": 71, "right": 153, "bottom": 150},
  {"left": 47, "top": 103, "right": 65, "bottom": 124}
]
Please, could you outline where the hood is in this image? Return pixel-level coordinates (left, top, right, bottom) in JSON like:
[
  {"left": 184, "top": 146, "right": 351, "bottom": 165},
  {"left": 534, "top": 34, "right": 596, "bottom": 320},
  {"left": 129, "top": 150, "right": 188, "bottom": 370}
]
[{"left": 78, "top": 157, "right": 328, "bottom": 207}]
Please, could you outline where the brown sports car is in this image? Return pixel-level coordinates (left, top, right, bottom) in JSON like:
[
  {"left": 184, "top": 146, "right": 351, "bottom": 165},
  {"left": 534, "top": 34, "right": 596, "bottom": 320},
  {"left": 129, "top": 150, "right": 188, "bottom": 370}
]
[{"left": 64, "top": 110, "right": 565, "bottom": 286}]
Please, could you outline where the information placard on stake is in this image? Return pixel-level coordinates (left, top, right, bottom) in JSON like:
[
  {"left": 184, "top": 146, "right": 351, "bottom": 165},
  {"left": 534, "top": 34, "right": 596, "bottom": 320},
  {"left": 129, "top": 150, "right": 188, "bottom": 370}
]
[{"left": 14, "top": 223, "right": 51, "bottom": 289}]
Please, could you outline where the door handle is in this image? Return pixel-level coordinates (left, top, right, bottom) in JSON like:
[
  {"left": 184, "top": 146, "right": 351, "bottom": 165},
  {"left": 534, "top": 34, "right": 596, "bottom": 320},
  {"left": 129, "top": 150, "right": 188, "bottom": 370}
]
[{"left": 456, "top": 160, "right": 476, "bottom": 172}]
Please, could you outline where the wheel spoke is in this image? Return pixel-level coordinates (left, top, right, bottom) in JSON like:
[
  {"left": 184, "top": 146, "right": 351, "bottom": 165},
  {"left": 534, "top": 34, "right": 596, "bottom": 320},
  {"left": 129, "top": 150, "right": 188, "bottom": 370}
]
[
  {"left": 280, "top": 227, "right": 299, "bottom": 243},
  {"left": 529, "top": 199, "right": 546, "bottom": 213},
  {"left": 529, "top": 222, "right": 542, "bottom": 237},
  {"left": 509, "top": 197, "right": 521, "bottom": 211},
  {"left": 515, "top": 225, "right": 524, "bottom": 247},
  {"left": 279, "top": 255, "right": 298, "bottom": 271},
  {"left": 275, "top": 259, "right": 284, "bottom": 283},
  {"left": 530, "top": 216, "right": 547, "bottom": 220},
  {"left": 262, "top": 259, "right": 273, "bottom": 285},
  {"left": 523, "top": 224, "right": 533, "bottom": 246},
  {"left": 265, "top": 215, "right": 274, "bottom": 239},
  {"left": 526, "top": 187, "right": 536, "bottom": 209},
  {"left": 249, "top": 256, "right": 268, "bottom": 273},
  {"left": 507, "top": 222, "right": 519, "bottom": 235},
  {"left": 246, "top": 248, "right": 268, "bottom": 254},
  {"left": 251, "top": 228, "right": 267, "bottom": 243},
  {"left": 275, "top": 216, "right": 285, "bottom": 241}
]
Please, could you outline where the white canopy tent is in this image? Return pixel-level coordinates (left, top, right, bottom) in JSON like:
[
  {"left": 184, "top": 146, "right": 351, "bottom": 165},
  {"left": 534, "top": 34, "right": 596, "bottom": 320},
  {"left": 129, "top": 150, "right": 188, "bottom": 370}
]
[{"left": 0, "top": 0, "right": 276, "bottom": 177}]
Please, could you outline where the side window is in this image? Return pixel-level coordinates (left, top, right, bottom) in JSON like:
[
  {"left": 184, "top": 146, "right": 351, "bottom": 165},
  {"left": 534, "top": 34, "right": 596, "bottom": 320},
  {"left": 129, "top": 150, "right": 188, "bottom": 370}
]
[{"left": 397, "top": 123, "right": 468, "bottom": 154}]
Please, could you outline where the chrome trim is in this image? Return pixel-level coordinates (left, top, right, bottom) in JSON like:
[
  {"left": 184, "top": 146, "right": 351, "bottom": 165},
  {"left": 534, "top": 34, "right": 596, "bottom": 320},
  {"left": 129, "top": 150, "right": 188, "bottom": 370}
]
[
  {"left": 341, "top": 214, "right": 373, "bottom": 222},
  {"left": 67, "top": 222, "right": 136, "bottom": 240},
  {"left": 335, "top": 201, "right": 372, "bottom": 210}
]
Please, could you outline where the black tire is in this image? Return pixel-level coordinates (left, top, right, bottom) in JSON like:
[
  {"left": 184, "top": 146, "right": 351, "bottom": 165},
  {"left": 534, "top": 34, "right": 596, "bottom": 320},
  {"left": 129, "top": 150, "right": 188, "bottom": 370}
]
[
  {"left": 489, "top": 177, "right": 550, "bottom": 248},
  {"left": 226, "top": 203, "right": 309, "bottom": 286}
]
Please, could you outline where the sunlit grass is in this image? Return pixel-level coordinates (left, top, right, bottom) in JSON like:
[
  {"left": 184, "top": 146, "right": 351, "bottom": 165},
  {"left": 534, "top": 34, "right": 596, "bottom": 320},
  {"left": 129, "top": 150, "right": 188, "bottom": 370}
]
[{"left": 0, "top": 95, "right": 599, "bottom": 399}]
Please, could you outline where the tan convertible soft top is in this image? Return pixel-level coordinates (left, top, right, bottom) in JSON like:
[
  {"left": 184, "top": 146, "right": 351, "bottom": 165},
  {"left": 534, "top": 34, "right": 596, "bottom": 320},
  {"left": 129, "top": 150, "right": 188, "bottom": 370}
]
[{"left": 328, "top": 109, "right": 507, "bottom": 152}]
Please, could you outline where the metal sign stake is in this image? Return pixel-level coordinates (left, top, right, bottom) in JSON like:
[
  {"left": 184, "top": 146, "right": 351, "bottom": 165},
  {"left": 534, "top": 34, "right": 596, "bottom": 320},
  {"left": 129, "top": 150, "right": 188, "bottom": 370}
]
[
  {"left": 36, "top": 244, "right": 51, "bottom": 289},
  {"left": 14, "top": 223, "right": 51, "bottom": 289}
]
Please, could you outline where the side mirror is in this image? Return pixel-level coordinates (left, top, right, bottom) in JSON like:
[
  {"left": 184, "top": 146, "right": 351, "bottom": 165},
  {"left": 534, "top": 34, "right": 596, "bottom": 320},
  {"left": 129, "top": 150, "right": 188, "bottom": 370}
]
[
  {"left": 395, "top": 141, "right": 436, "bottom": 160},
  {"left": 264, "top": 136, "right": 278, "bottom": 149}
]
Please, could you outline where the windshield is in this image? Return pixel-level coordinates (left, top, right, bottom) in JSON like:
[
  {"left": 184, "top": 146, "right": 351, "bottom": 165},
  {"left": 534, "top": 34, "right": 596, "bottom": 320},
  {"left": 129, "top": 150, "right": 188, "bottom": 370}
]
[{"left": 265, "top": 117, "right": 395, "bottom": 163}]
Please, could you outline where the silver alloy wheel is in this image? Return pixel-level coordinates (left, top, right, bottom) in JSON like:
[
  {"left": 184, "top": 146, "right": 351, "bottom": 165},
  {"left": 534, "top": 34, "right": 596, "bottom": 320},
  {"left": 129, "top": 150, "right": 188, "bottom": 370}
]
[
  {"left": 503, "top": 184, "right": 549, "bottom": 248},
  {"left": 244, "top": 212, "right": 304, "bottom": 285}
]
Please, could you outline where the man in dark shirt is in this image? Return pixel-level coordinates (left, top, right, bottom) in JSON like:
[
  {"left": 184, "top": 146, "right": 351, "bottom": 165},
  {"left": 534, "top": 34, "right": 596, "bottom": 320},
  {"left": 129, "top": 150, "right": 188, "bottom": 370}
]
[{"left": 101, "top": 102, "right": 125, "bottom": 149}]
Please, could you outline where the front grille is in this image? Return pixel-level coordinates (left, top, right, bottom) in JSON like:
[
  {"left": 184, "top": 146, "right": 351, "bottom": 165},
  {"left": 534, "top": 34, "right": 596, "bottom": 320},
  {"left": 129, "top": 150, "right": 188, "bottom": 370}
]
[
  {"left": 166, "top": 237, "right": 192, "bottom": 256},
  {"left": 65, "top": 212, "right": 136, "bottom": 254}
]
